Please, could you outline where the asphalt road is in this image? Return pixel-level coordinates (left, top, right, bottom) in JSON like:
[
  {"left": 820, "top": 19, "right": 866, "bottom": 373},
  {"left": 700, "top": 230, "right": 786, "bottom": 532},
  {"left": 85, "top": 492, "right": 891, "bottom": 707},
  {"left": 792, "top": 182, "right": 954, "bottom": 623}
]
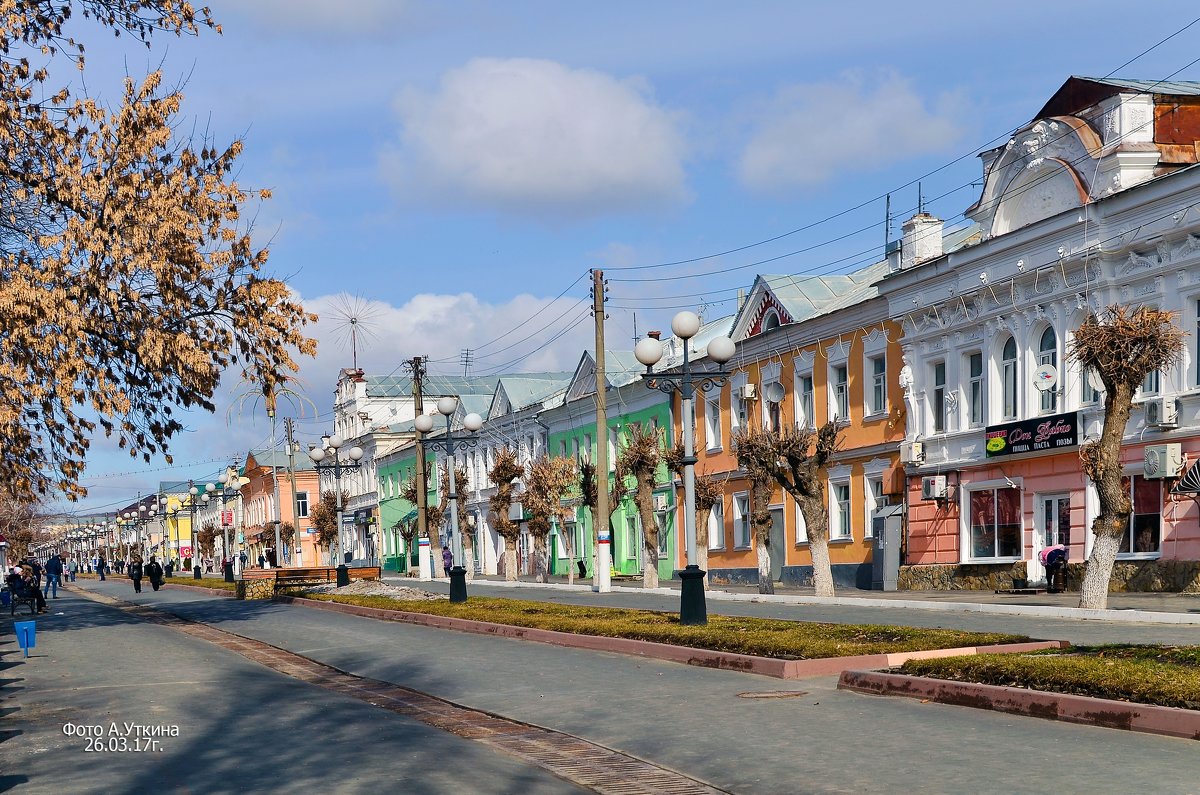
[{"left": 34, "top": 577, "right": 1200, "bottom": 795}]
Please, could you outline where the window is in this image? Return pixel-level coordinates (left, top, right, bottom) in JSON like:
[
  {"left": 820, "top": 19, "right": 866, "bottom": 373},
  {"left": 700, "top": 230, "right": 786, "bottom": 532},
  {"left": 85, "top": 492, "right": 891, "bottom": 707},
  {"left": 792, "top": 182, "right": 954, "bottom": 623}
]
[
  {"left": 1120, "top": 475, "right": 1161, "bottom": 556},
  {"left": 868, "top": 355, "right": 887, "bottom": 415},
  {"left": 969, "top": 487, "right": 1022, "bottom": 559},
  {"left": 1083, "top": 367, "right": 1102, "bottom": 405},
  {"left": 1142, "top": 369, "right": 1160, "bottom": 396},
  {"left": 559, "top": 440, "right": 567, "bottom": 458},
  {"left": 764, "top": 382, "right": 782, "bottom": 432},
  {"left": 1196, "top": 299, "right": 1200, "bottom": 387},
  {"left": 796, "top": 373, "right": 814, "bottom": 429},
  {"left": 707, "top": 498, "right": 725, "bottom": 550},
  {"left": 932, "top": 361, "right": 946, "bottom": 433},
  {"left": 584, "top": 433, "right": 592, "bottom": 459},
  {"left": 626, "top": 514, "right": 641, "bottom": 562},
  {"left": 1038, "top": 327, "right": 1058, "bottom": 413},
  {"left": 968, "top": 352, "right": 985, "bottom": 426},
  {"left": 572, "top": 438, "right": 580, "bottom": 461},
  {"left": 608, "top": 427, "right": 618, "bottom": 471},
  {"left": 1001, "top": 336, "right": 1019, "bottom": 420},
  {"left": 731, "top": 375, "right": 747, "bottom": 431},
  {"left": 831, "top": 364, "right": 849, "bottom": 421},
  {"left": 864, "top": 477, "right": 883, "bottom": 538},
  {"left": 295, "top": 491, "right": 309, "bottom": 518},
  {"left": 656, "top": 511, "right": 670, "bottom": 556},
  {"left": 830, "top": 482, "right": 851, "bottom": 540},
  {"left": 733, "top": 493, "right": 751, "bottom": 549},
  {"left": 704, "top": 390, "right": 722, "bottom": 450},
  {"left": 795, "top": 502, "right": 808, "bottom": 544},
  {"left": 762, "top": 310, "right": 781, "bottom": 332}
]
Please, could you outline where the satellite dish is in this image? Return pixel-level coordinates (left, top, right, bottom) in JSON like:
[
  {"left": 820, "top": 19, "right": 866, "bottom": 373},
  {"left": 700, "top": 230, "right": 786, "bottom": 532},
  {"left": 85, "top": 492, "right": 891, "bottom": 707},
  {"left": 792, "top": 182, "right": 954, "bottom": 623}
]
[
  {"left": 764, "top": 381, "right": 785, "bottom": 403},
  {"left": 1087, "top": 369, "right": 1105, "bottom": 395},
  {"left": 1033, "top": 364, "right": 1058, "bottom": 392}
]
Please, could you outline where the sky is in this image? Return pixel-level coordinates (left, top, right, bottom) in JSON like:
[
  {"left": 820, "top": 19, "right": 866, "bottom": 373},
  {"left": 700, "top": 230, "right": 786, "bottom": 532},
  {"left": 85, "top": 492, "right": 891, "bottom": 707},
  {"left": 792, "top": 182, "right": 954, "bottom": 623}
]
[{"left": 55, "top": 1, "right": 1200, "bottom": 518}]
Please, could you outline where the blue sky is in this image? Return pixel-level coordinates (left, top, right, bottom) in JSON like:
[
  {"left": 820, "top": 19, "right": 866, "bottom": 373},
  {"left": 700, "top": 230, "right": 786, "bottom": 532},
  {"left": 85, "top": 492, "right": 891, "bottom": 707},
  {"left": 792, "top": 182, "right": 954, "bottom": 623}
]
[{"left": 58, "top": 1, "right": 1200, "bottom": 517}]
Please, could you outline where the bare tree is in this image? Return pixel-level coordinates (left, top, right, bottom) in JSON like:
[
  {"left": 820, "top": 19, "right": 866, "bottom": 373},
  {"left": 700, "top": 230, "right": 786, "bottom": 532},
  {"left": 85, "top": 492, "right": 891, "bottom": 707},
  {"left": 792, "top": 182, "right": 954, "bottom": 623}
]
[
  {"left": 580, "top": 454, "right": 628, "bottom": 577},
  {"left": 401, "top": 475, "right": 443, "bottom": 573},
  {"left": 523, "top": 456, "right": 577, "bottom": 583},
  {"left": 439, "top": 464, "right": 472, "bottom": 579},
  {"left": 735, "top": 422, "right": 842, "bottom": 596},
  {"left": 1072, "top": 305, "right": 1186, "bottom": 609},
  {"left": 663, "top": 438, "right": 723, "bottom": 587},
  {"left": 487, "top": 448, "right": 524, "bottom": 581},
  {"left": 616, "top": 424, "right": 666, "bottom": 588},
  {"left": 732, "top": 426, "right": 778, "bottom": 594},
  {"left": 309, "top": 490, "right": 348, "bottom": 563},
  {"left": 0, "top": 494, "right": 46, "bottom": 561}
]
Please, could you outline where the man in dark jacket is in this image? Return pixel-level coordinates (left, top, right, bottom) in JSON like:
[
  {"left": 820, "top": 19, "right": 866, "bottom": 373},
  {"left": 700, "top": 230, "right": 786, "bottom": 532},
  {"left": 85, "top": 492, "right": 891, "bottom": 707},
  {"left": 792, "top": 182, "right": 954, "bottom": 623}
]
[
  {"left": 128, "top": 558, "right": 144, "bottom": 593},
  {"left": 145, "top": 557, "right": 165, "bottom": 591},
  {"left": 43, "top": 555, "right": 64, "bottom": 599}
]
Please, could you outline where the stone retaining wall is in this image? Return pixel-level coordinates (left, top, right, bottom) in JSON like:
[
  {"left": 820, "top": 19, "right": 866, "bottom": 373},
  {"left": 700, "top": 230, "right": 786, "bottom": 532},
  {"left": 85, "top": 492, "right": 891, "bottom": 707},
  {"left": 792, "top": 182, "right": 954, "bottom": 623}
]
[
  {"left": 900, "top": 560, "right": 1200, "bottom": 592},
  {"left": 235, "top": 579, "right": 275, "bottom": 600}
]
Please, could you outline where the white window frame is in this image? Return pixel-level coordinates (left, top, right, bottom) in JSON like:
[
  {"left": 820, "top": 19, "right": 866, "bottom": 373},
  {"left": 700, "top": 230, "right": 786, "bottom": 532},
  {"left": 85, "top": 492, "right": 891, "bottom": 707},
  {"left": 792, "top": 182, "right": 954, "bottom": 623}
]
[
  {"left": 1118, "top": 472, "right": 1163, "bottom": 560},
  {"left": 707, "top": 497, "right": 725, "bottom": 550},
  {"left": 794, "top": 500, "right": 808, "bottom": 545},
  {"left": 962, "top": 478, "right": 1024, "bottom": 563},
  {"left": 1038, "top": 325, "right": 1059, "bottom": 415},
  {"left": 862, "top": 330, "right": 888, "bottom": 419},
  {"left": 1000, "top": 335, "right": 1019, "bottom": 421},
  {"left": 931, "top": 360, "right": 947, "bottom": 434},
  {"left": 795, "top": 371, "right": 814, "bottom": 430},
  {"left": 829, "top": 363, "right": 849, "bottom": 423},
  {"left": 731, "top": 372, "right": 748, "bottom": 432},
  {"left": 863, "top": 475, "right": 884, "bottom": 539},
  {"left": 829, "top": 480, "right": 852, "bottom": 541},
  {"left": 760, "top": 361, "right": 783, "bottom": 432},
  {"left": 732, "top": 492, "right": 751, "bottom": 549},
  {"left": 967, "top": 350, "right": 985, "bottom": 427},
  {"left": 704, "top": 388, "right": 723, "bottom": 450},
  {"left": 295, "top": 491, "right": 309, "bottom": 519}
]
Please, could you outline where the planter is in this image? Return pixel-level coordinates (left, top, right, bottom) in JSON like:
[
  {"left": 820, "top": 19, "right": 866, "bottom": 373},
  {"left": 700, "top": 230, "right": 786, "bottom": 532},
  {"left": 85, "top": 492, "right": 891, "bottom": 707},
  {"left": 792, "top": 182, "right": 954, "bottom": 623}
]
[{"left": 1012, "top": 578, "right": 1028, "bottom": 589}]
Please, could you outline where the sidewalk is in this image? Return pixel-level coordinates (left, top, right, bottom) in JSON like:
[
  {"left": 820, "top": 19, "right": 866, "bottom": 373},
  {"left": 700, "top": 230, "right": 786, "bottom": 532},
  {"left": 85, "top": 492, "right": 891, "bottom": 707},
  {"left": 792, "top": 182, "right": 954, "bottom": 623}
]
[{"left": 381, "top": 571, "right": 1200, "bottom": 624}]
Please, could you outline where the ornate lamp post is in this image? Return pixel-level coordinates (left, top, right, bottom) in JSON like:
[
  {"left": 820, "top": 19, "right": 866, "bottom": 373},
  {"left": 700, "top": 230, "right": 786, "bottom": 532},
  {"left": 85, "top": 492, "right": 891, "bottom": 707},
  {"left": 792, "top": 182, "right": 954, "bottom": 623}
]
[
  {"left": 414, "top": 396, "right": 482, "bottom": 600},
  {"left": 215, "top": 463, "right": 242, "bottom": 583},
  {"left": 185, "top": 481, "right": 210, "bottom": 579},
  {"left": 634, "top": 311, "right": 735, "bottom": 626},
  {"left": 308, "top": 434, "right": 363, "bottom": 584}
]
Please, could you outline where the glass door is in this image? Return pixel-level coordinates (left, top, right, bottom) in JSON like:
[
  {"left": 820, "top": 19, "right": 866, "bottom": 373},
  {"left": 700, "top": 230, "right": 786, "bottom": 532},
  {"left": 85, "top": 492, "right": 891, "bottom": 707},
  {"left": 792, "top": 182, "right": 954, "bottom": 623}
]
[{"left": 1032, "top": 495, "right": 1071, "bottom": 585}]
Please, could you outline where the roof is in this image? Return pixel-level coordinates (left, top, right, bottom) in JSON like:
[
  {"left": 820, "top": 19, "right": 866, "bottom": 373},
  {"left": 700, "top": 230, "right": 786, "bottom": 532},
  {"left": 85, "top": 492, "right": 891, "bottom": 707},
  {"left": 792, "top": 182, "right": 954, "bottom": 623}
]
[
  {"left": 730, "top": 261, "right": 889, "bottom": 341},
  {"left": 245, "top": 448, "right": 315, "bottom": 472},
  {"left": 363, "top": 373, "right": 503, "bottom": 399},
  {"left": 494, "top": 373, "right": 573, "bottom": 411},
  {"left": 1036, "top": 76, "right": 1200, "bottom": 120}
]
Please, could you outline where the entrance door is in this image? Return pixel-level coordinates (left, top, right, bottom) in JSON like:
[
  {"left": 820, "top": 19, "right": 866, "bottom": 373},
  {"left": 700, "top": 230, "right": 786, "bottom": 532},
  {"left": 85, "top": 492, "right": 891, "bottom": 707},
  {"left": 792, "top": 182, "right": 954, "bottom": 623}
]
[
  {"left": 1032, "top": 495, "right": 1071, "bottom": 584},
  {"left": 769, "top": 506, "right": 785, "bottom": 581}
]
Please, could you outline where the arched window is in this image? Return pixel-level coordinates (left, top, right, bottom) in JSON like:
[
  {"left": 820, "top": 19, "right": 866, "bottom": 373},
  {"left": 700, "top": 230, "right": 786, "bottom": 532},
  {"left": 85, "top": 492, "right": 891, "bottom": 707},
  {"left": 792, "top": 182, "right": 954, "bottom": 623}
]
[
  {"left": 762, "top": 311, "right": 781, "bottom": 333},
  {"left": 1038, "top": 327, "right": 1057, "bottom": 413},
  {"left": 1001, "top": 336, "right": 1018, "bottom": 420}
]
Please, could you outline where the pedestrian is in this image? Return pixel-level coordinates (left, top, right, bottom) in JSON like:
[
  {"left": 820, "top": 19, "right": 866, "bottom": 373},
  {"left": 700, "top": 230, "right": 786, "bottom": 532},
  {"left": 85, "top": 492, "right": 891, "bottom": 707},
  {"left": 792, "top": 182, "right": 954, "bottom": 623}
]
[
  {"left": 146, "top": 556, "right": 164, "bottom": 591},
  {"left": 43, "top": 554, "right": 63, "bottom": 599},
  {"left": 441, "top": 544, "right": 453, "bottom": 577},
  {"left": 165, "top": 558, "right": 174, "bottom": 577},
  {"left": 128, "top": 557, "right": 144, "bottom": 594},
  {"left": 97, "top": 556, "right": 106, "bottom": 581},
  {"left": 239, "top": 551, "right": 247, "bottom": 571},
  {"left": 67, "top": 557, "right": 78, "bottom": 582},
  {"left": 257, "top": 553, "right": 266, "bottom": 569}
]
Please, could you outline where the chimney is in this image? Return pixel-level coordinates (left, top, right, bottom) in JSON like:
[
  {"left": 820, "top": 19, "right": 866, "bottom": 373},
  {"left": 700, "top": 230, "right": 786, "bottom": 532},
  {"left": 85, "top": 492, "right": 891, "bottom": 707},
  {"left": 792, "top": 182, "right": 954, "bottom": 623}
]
[
  {"left": 647, "top": 331, "right": 661, "bottom": 340},
  {"left": 900, "top": 212, "right": 944, "bottom": 270},
  {"left": 737, "top": 289, "right": 746, "bottom": 311}
]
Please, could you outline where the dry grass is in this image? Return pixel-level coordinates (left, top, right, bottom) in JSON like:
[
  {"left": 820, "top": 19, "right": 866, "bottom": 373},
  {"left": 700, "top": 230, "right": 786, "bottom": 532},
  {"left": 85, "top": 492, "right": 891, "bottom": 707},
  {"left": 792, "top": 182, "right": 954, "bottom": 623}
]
[
  {"left": 901, "top": 645, "right": 1200, "bottom": 709},
  {"left": 301, "top": 594, "right": 1028, "bottom": 660}
]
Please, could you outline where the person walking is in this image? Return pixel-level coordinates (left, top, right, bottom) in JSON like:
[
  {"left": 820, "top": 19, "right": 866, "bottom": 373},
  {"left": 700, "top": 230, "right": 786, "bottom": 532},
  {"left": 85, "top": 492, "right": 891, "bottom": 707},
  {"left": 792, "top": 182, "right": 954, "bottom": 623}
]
[
  {"left": 43, "top": 554, "right": 63, "bottom": 599},
  {"left": 441, "top": 544, "right": 453, "bottom": 578},
  {"left": 146, "top": 557, "right": 164, "bottom": 591},
  {"left": 67, "top": 558, "right": 78, "bottom": 582},
  {"left": 97, "top": 556, "right": 106, "bottom": 581},
  {"left": 128, "top": 557, "right": 144, "bottom": 594}
]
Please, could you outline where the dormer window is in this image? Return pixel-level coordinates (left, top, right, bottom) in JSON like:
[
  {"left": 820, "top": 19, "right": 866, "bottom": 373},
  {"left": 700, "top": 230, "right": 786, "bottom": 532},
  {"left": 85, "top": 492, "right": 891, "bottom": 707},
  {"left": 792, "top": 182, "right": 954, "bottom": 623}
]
[{"left": 762, "top": 311, "right": 781, "bottom": 333}]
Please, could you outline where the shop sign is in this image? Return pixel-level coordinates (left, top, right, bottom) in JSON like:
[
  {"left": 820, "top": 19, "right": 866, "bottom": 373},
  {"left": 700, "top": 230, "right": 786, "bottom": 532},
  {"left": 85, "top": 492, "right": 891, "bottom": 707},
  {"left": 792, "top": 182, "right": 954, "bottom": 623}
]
[{"left": 985, "top": 411, "right": 1078, "bottom": 458}]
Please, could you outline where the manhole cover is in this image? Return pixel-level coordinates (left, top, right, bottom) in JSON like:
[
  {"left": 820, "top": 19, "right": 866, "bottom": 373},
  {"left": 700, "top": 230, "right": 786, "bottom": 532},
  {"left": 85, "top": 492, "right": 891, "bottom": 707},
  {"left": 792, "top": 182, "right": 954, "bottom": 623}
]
[{"left": 736, "top": 691, "right": 809, "bottom": 699}]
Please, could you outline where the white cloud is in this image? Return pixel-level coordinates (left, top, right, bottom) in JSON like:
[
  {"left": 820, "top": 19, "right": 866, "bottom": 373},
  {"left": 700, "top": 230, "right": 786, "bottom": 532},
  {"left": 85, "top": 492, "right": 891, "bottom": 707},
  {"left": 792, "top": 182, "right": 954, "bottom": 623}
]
[
  {"left": 737, "top": 71, "right": 965, "bottom": 192},
  {"left": 385, "top": 58, "right": 689, "bottom": 218}
]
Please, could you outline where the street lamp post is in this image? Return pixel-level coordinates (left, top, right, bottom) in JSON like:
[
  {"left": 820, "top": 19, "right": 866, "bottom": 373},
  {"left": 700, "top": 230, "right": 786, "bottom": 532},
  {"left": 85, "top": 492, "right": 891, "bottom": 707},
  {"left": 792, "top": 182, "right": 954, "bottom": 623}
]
[
  {"left": 186, "top": 481, "right": 210, "bottom": 579},
  {"left": 634, "top": 311, "right": 735, "bottom": 626},
  {"left": 414, "top": 396, "right": 482, "bottom": 600},
  {"left": 308, "top": 434, "right": 363, "bottom": 585},
  {"left": 216, "top": 463, "right": 241, "bottom": 583}
]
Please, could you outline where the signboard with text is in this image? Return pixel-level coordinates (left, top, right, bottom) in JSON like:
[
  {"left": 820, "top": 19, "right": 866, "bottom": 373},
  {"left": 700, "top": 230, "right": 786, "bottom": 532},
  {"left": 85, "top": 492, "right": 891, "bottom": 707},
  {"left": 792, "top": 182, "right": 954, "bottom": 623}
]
[
  {"left": 985, "top": 411, "right": 1079, "bottom": 458},
  {"left": 221, "top": 510, "right": 233, "bottom": 526}
]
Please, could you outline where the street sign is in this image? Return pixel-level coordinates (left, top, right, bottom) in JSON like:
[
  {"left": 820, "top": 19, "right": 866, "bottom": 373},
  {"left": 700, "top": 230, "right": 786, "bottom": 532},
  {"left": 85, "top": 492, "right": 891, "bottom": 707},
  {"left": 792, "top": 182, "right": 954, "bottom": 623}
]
[
  {"left": 180, "top": 546, "right": 193, "bottom": 556},
  {"left": 221, "top": 510, "right": 233, "bottom": 526}
]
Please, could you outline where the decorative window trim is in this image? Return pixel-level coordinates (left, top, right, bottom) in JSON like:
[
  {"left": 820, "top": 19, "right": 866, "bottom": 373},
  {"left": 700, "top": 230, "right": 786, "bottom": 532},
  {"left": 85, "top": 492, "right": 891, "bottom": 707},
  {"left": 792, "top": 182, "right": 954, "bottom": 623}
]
[{"left": 732, "top": 491, "right": 752, "bottom": 550}]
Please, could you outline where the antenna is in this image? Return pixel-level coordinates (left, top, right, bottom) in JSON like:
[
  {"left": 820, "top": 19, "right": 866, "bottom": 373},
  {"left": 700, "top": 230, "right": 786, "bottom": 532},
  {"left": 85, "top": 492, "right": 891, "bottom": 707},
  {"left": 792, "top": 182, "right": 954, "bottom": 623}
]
[
  {"left": 631, "top": 313, "right": 639, "bottom": 345},
  {"left": 328, "top": 295, "right": 382, "bottom": 371},
  {"left": 884, "top": 193, "right": 891, "bottom": 249},
  {"left": 918, "top": 182, "right": 924, "bottom": 215}
]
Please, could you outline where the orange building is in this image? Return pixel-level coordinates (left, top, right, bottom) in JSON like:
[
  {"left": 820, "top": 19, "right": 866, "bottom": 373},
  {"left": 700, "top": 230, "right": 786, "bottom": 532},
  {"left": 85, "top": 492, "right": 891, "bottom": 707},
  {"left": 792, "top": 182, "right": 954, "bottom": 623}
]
[
  {"left": 241, "top": 449, "right": 320, "bottom": 566},
  {"left": 676, "top": 265, "right": 907, "bottom": 588}
]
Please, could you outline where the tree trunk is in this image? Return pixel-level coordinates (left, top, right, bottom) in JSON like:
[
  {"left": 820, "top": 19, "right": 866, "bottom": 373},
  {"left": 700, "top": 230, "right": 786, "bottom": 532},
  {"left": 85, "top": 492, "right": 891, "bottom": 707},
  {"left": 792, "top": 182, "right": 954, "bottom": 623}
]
[
  {"left": 1079, "top": 531, "right": 1120, "bottom": 609},
  {"left": 504, "top": 543, "right": 518, "bottom": 582},
  {"left": 695, "top": 506, "right": 711, "bottom": 590},
  {"left": 751, "top": 486, "right": 773, "bottom": 594},
  {"left": 461, "top": 532, "right": 475, "bottom": 581},
  {"left": 533, "top": 533, "right": 548, "bottom": 583},
  {"left": 755, "top": 536, "right": 773, "bottom": 595},
  {"left": 636, "top": 482, "right": 659, "bottom": 589},
  {"left": 799, "top": 493, "right": 836, "bottom": 597},
  {"left": 1078, "top": 383, "right": 1135, "bottom": 610}
]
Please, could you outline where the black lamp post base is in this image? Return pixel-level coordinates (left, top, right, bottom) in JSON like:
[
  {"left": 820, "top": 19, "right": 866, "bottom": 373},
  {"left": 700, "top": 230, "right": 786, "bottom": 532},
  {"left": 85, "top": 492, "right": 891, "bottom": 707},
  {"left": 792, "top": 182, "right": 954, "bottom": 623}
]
[
  {"left": 336, "top": 564, "right": 350, "bottom": 587},
  {"left": 193, "top": 566, "right": 202, "bottom": 580},
  {"left": 223, "top": 562, "right": 235, "bottom": 583},
  {"left": 449, "top": 566, "right": 468, "bottom": 603},
  {"left": 679, "top": 564, "right": 707, "bottom": 626}
]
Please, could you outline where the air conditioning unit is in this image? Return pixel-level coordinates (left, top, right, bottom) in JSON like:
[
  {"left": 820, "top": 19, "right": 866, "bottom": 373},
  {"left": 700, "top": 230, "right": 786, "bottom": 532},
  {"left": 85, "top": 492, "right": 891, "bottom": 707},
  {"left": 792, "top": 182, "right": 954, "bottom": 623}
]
[
  {"left": 1144, "top": 397, "right": 1179, "bottom": 428},
  {"left": 921, "top": 475, "right": 948, "bottom": 500},
  {"left": 652, "top": 494, "right": 669, "bottom": 511},
  {"left": 899, "top": 441, "right": 925, "bottom": 465},
  {"left": 739, "top": 383, "right": 757, "bottom": 400},
  {"left": 1144, "top": 443, "right": 1183, "bottom": 479}
]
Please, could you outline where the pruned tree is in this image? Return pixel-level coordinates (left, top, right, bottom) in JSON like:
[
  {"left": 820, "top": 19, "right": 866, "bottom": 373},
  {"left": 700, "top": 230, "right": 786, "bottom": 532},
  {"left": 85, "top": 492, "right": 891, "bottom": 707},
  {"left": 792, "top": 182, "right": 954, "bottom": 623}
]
[
  {"left": 395, "top": 514, "right": 420, "bottom": 569},
  {"left": 197, "top": 522, "right": 218, "bottom": 560},
  {"left": 732, "top": 426, "right": 778, "bottom": 594},
  {"left": 523, "top": 455, "right": 577, "bottom": 583},
  {"left": 735, "top": 422, "right": 842, "bottom": 596},
  {"left": 487, "top": 447, "right": 523, "bottom": 581},
  {"left": 278, "top": 521, "right": 296, "bottom": 559},
  {"left": 663, "top": 438, "right": 724, "bottom": 587},
  {"left": 580, "top": 453, "right": 628, "bottom": 576},
  {"left": 401, "top": 474, "right": 443, "bottom": 573},
  {"left": 439, "top": 463, "right": 472, "bottom": 579},
  {"left": 0, "top": 494, "right": 45, "bottom": 561},
  {"left": 0, "top": 2, "right": 317, "bottom": 503},
  {"left": 617, "top": 423, "right": 666, "bottom": 589},
  {"left": 1072, "top": 305, "right": 1186, "bottom": 609},
  {"left": 309, "top": 490, "right": 347, "bottom": 563}
]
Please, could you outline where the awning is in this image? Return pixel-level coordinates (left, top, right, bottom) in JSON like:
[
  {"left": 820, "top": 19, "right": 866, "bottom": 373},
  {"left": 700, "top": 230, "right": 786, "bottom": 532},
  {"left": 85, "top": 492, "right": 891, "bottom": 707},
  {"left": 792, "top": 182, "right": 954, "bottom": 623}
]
[{"left": 1171, "top": 460, "right": 1200, "bottom": 495}]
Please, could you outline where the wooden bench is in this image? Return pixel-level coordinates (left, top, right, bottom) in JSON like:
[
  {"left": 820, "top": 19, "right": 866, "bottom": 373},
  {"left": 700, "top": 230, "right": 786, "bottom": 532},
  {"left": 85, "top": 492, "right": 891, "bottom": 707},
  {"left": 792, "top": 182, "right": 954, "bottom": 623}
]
[
  {"left": 242, "top": 566, "right": 382, "bottom": 593},
  {"left": 6, "top": 588, "right": 37, "bottom": 616}
]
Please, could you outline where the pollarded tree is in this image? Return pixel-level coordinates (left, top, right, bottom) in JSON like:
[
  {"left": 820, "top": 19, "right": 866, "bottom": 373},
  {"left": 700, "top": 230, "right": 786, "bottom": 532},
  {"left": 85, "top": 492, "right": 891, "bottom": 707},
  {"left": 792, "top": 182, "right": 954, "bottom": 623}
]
[
  {"left": 617, "top": 423, "right": 666, "bottom": 589},
  {"left": 732, "top": 426, "right": 779, "bottom": 595},
  {"left": 1072, "top": 305, "right": 1186, "bottom": 609},
  {"left": 439, "top": 463, "right": 472, "bottom": 579},
  {"left": 580, "top": 454, "right": 628, "bottom": 576},
  {"left": 487, "top": 447, "right": 524, "bottom": 581},
  {"left": 735, "top": 422, "right": 842, "bottom": 597},
  {"left": 401, "top": 475, "right": 443, "bottom": 573},
  {"left": 0, "top": 493, "right": 45, "bottom": 561},
  {"left": 0, "top": 2, "right": 317, "bottom": 502},
  {"left": 309, "top": 490, "right": 348, "bottom": 564},
  {"left": 278, "top": 521, "right": 297, "bottom": 561},
  {"left": 523, "top": 455, "right": 577, "bottom": 583},
  {"left": 197, "top": 522, "right": 218, "bottom": 561},
  {"left": 663, "top": 438, "right": 724, "bottom": 587}
]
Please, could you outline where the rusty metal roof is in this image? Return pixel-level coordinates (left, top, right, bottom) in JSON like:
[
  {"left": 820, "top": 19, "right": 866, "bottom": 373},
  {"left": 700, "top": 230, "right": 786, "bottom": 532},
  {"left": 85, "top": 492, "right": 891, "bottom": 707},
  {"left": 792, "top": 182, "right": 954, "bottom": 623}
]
[{"left": 1036, "top": 76, "right": 1200, "bottom": 120}]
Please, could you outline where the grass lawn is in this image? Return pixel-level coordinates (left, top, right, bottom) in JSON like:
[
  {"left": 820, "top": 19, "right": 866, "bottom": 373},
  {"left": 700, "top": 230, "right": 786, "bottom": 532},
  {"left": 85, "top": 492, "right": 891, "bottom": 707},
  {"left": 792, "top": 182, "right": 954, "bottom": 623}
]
[
  {"left": 901, "top": 645, "right": 1200, "bottom": 709},
  {"left": 303, "top": 593, "right": 1030, "bottom": 660}
]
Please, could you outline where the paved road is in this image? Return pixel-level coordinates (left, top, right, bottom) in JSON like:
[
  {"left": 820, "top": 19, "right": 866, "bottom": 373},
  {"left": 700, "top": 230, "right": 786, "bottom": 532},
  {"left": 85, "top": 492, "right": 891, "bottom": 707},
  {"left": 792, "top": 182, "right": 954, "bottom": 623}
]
[
  {"left": 385, "top": 576, "right": 1200, "bottom": 646},
  {"left": 0, "top": 587, "right": 584, "bottom": 794},
  {"left": 42, "top": 577, "right": 1200, "bottom": 795}
]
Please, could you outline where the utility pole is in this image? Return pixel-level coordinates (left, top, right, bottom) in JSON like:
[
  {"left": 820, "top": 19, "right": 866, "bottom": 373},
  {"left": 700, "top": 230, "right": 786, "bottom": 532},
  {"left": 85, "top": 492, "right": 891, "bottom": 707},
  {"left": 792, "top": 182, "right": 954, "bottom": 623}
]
[
  {"left": 407, "top": 356, "right": 437, "bottom": 580},
  {"left": 593, "top": 269, "right": 611, "bottom": 593},
  {"left": 285, "top": 418, "right": 302, "bottom": 566}
]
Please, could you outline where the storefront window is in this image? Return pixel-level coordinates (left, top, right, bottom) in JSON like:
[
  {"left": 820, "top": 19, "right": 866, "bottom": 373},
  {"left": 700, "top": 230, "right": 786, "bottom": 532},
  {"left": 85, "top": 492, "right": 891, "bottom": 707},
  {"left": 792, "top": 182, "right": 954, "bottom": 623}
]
[
  {"left": 1119, "top": 475, "right": 1161, "bottom": 555},
  {"left": 969, "top": 486, "right": 1022, "bottom": 559}
]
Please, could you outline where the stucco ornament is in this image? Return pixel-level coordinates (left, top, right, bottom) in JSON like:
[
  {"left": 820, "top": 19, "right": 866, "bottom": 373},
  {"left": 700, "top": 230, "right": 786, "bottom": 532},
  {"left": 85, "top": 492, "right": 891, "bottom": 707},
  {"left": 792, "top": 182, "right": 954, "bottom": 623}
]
[{"left": 898, "top": 356, "right": 919, "bottom": 441}]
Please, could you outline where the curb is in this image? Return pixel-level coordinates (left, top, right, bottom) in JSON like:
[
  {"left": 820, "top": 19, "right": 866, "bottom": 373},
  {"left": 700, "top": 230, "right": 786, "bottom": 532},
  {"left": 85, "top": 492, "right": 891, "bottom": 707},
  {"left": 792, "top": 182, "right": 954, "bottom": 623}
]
[
  {"left": 276, "top": 595, "right": 1065, "bottom": 679},
  {"left": 385, "top": 577, "right": 1200, "bottom": 625},
  {"left": 837, "top": 669, "right": 1200, "bottom": 741}
]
